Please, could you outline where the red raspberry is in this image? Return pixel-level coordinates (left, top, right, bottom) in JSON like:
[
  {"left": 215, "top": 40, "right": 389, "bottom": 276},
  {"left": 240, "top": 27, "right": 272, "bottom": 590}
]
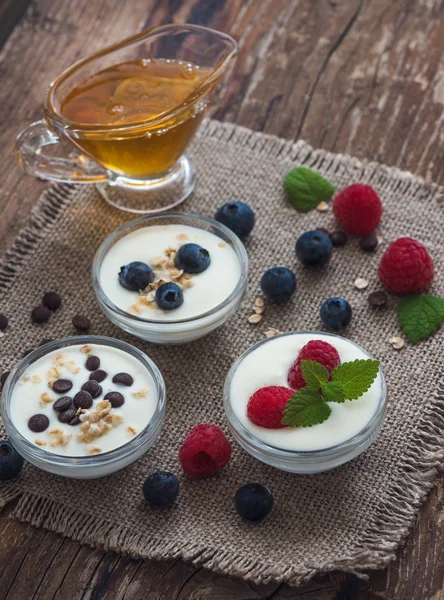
[
  {"left": 333, "top": 184, "right": 382, "bottom": 235},
  {"left": 288, "top": 340, "right": 341, "bottom": 390},
  {"left": 247, "top": 386, "right": 293, "bottom": 429},
  {"left": 378, "top": 237, "right": 434, "bottom": 294},
  {"left": 179, "top": 424, "right": 231, "bottom": 478}
]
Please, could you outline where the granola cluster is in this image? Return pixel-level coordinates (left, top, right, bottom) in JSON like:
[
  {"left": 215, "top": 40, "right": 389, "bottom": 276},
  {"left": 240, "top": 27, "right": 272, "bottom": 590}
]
[{"left": 77, "top": 400, "right": 125, "bottom": 453}]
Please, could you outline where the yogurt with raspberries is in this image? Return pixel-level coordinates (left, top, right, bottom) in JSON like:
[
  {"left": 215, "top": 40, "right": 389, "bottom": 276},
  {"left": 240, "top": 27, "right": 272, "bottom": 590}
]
[
  {"left": 93, "top": 215, "right": 248, "bottom": 344},
  {"left": 228, "top": 332, "right": 384, "bottom": 452},
  {"left": 9, "top": 343, "right": 158, "bottom": 457},
  {"left": 99, "top": 224, "right": 242, "bottom": 320}
]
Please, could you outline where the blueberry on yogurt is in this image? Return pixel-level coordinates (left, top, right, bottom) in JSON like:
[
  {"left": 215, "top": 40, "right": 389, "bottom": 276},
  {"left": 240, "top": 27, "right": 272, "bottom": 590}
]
[
  {"left": 155, "top": 283, "right": 184, "bottom": 311},
  {"left": 175, "top": 243, "right": 210, "bottom": 274},
  {"left": 119, "top": 261, "right": 154, "bottom": 291}
]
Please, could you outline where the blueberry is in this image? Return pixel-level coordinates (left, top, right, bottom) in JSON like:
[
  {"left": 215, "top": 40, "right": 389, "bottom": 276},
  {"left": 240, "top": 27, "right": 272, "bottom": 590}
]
[
  {"left": 234, "top": 483, "right": 273, "bottom": 522},
  {"left": 215, "top": 201, "right": 255, "bottom": 239},
  {"left": 143, "top": 471, "right": 179, "bottom": 508},
  {"left": 155, "top": 282, "right": 184, "bottom": 311},
  {"left": 295, "top": 230, "right": 333, "bottom": 267},
  {"left": 175, "top": 244, "right": 210, "bottom": 274},
  {"left": 0, "top": 440, "right": 24, "bottom": 481},
  {"left": 260, "top": 267, "right": 296, "bottom": 302},
  {"left": 320, "top": 297, "right": 352, "bottom": 330},
  {"left": 119, "top": 261, "right": 154, "bottom": 291}
]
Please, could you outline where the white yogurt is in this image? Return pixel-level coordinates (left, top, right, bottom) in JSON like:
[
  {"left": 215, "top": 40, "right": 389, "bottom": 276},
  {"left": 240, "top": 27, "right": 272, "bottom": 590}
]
[
  {"left": 10, "top": 344, "right": 157, "bottom": 456},
  {"left": 99, "top": 224, "right": 242, "bottom": 321},
  {"left": 230, "top": 333, "right": 382, "bottom": 452}
]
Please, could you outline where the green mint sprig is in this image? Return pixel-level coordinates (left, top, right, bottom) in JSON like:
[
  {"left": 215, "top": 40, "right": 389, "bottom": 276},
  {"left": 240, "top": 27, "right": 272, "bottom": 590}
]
[
  {"left": 397, "top": 294, "right": 444, "bottom": 343},
  {"left": 282, "top": 358, "right": 380, "bottom": 428},
  {"left": 283, "top": 167, "right": 335, "bottom": 212}
]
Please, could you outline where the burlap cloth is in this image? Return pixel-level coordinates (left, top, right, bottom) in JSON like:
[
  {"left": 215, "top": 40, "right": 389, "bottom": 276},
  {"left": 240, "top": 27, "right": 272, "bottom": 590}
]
[{"left": 0, "top": 119, "right": 443, "bottom": 586}]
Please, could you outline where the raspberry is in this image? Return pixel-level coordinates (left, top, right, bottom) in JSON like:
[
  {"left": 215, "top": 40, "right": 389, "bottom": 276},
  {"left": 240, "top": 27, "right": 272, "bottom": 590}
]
[
  {"left": 378, "top": 237, "right": 434, "bottom": 294},
  {"left": 288, "top": 340, "right": 341, "bottom": 390},
  {"left": 247, "top": 386, "right": 294, "bottom": 429},
  {"left": 333, "top": 184, "right": 382, "bottom": 235},
  {"left": 179, "top": 424, "right": 231, "bottom": 478}
]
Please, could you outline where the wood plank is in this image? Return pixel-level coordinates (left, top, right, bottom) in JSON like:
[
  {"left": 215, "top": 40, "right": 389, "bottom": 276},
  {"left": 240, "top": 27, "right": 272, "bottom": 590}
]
[{"left": 1, "top": 0, "right": 444, "bottom": 598}]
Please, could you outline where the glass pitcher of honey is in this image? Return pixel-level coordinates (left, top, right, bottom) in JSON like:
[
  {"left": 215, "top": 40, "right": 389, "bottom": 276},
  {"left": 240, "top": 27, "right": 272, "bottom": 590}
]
[{"left": 15, "top": 25, "right": 237, "bottom": 213}]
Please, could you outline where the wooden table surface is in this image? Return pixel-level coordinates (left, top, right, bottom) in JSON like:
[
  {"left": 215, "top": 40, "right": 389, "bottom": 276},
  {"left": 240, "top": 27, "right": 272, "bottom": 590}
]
[{"left": 1, "top": 1, "right": 444, "bottom": 598}]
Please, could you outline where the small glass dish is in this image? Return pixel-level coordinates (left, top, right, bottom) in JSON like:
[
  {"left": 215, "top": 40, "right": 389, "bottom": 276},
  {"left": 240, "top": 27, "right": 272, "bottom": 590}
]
[
  {"left": 224, "top": 331, "right": 388, "bottom": 474},
  {"left": 1, "top": 336, "right": 166, "bottom": 479},
  {"left": 92, "top": 213, "right": 249, "bottom": 344}
]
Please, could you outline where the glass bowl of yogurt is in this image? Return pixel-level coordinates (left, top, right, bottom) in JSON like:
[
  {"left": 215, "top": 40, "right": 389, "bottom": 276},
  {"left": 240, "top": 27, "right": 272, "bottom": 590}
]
[
  {"left": 92, "top": 213, "right": 248, "bottom": 344},
  {"left": 1, "top": 336, "right": 166, "bottom": 479},
  {"left": 224, "top": 331, "right": 387, "bottom": 474}
]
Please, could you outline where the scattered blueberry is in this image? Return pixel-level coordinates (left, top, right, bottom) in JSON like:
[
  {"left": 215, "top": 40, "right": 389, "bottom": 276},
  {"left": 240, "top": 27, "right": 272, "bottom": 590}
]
[
  {"left": 175, "top": 244, "right": 210, "bottom": 274},
  {"left": 143, "top": 471, "right": 179, "bottom": 508},
  {"left": 320, "top": 297, "right": 352, "bottom": 330},
  {"left": 119, "top": 261, "right": 154, "bottom": 291},
  {"left": 296, "top": 230, "right": 333, "bottom": 267},
  {"left": 215, "top": 201, "right": 255, "bottom": 239},
  {"left": 234, "top": 483, "right": 273, "bottom": 522},
  {"left": 260, "top": 267, "right": 296, "bottom": 302},
  {"left": 155, "top": 282, "right": 184, "bottom": 311},
  {"left": 0, "top": 441, "right": 24, "bottom": 480}
]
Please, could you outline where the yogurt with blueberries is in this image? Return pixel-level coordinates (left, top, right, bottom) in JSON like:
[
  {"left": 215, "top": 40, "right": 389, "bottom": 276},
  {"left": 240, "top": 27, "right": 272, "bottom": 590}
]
[
  {"left": 99, "top": 224, "right": 242, "bottom": 321},
  {"left": 9, "top": 343, "right": 158, "bottom": 456},
  {"left": 229, "top": 332, "right": 384, "bottom": 452}
]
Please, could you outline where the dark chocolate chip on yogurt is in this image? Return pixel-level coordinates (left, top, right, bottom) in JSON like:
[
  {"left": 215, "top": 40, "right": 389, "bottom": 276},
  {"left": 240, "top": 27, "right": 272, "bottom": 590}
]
[
  {"left": 112, "top": 372, "right": 134, "bottom": 387},
  {"left": 89, "top": 369, "right": 107, "bottom": 383},
  {"left": 81, "top": 380, "right": 102, "bottom": 398},
  {"left": 72, "top": 314, "right": 91, "bottom": 331},
  {"left": 42, "top": 291, "right": 62, "bottom": 311},
  {"left": 85, "top": 355, "right": 100, "bottom": 371},
  {"left": 28, "top": 414, "right": 50, "bottom": 432},
  {"left": 73, "top": 390, "right": 93, "bottom": 410},
  {"left": 53, "top": 396, "right": 73, "bottom": 412},
  {"left": 52, "top": 379, "right": 73, "bottom": 394},
  {"left": 31, "top": 304, "right": 51, "bottom": 324},
  {"left": 104, "top": 391, "right": 125, "bottom": 408},
  {"left": 69, "top": 416, "right": 81, "bottom": 426},
  {"left": 58, "top": 408, "right": 78, "bottom": 424}
]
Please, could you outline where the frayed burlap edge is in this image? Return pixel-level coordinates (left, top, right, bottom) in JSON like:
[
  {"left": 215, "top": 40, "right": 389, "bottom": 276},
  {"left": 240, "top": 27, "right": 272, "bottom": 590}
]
[{"left": 1, "top": 119, "right": 444, "bottom": 587}]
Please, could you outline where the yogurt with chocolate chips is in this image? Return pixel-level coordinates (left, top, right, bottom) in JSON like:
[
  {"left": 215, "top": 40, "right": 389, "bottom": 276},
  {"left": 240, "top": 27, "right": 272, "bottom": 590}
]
[{"left": 9, "top": 343, "right": 158, "bottom": 457}]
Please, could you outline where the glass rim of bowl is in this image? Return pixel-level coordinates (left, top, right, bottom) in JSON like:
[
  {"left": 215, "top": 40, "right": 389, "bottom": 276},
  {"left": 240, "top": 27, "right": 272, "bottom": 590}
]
[
  {"left": 44, "top": 24, "right": 238, "bottom": 134},
  {"left": 91, "top": 212, "right": 249, "bottom": 326},
  {"left": 1, "top": 335, "right": 166, "bottom": 468},
  {"left": 223, "top": 331, "right": 388, "bottom": 465}
]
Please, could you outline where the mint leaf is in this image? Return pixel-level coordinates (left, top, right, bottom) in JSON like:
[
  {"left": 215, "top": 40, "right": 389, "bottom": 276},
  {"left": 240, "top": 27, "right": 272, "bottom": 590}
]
[
  {"left": 283, "top": 167, "right": 335, "bottom": 212},
  {"left": 282, "top": 388, "right": 331, "bottom": 427},
  {"left": 322, "top": 381, "right": 346, "bottom": 403},
  {"left": 332, "top": 359, "right": 380, "bottom": 400},
  {"left": 398, "top": 294, "right": 444, "bottom": 343},
  {"left": 300, "top": 360, "right": 329, "bottom": 390}
]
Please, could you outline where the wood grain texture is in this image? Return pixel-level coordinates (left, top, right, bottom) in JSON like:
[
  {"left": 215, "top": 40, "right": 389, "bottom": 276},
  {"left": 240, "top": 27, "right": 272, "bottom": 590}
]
[{"left": 1, "top": 0, "right": 444, "bottom": 598}]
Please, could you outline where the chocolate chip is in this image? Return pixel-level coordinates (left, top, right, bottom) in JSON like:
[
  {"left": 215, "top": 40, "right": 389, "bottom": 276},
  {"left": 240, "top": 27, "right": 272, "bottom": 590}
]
[
  {"left": 317, "top": 227, "right": 330, "bottom": 236},
  {"left": 31, "top": 304, "right": 51, "bottom": 324},
  {"left": 81, "top": 380, "right": 102, "bottom": 398},
  {"left": 360, "top": 234, "right": 378, "bottom": 252},
  {"left": 42, "top": 291, "right": 62, "bottom": 311},
  {"left": 69, "top": 416, "right": 81, "bottom": 426},
  {"left": 0, "top": 314, "right": 8, "bottom": 330},
  {"left": 329, "top": 230, "right": 348, "bottom": 247},
  {"left": 89, "top": 369, "right": 107, "bottom": 383},
  {"left": 72, "top": 314, "right": 91, "bottom": 331},
  {"left": 73, "top": 390, "right": 93, "bottom": 410},
  {"left": 1, "top": 371, "right": 10, "bottom": 386},
  {"left": 85, "top": 356, "right": 100, "bottom": 371},
  {"left": 39, "top": 338, "right": 54, "bottom": 347},
  {"left": 52, "top": 379, "right": 73, "bottom": 394},
  {"left": 112, "top": 373, "right": 134, "bottom": 387},
  {"left": 28, "top": 414, "right": 49, "bottom": 432},
  {"left": 53, "top": 396, "right": 73, "bottom": 412},
  {"left": 22, "top": 348, "right": 36, "bottom": 358},
  {"left": 59, "top": 408, "right": 78, "bottom": 424},
  {"left": 104, "top": 391, "right": 125, "bottom": 408},
  {"left": 368, "top": 290, "right": 388, "bottom": 308}
]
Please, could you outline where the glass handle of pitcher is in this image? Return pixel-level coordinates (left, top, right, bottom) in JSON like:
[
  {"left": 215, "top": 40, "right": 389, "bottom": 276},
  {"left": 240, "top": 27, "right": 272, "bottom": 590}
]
[{"left": 15, "top": 120, "right": 108, "bottom": 184}]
